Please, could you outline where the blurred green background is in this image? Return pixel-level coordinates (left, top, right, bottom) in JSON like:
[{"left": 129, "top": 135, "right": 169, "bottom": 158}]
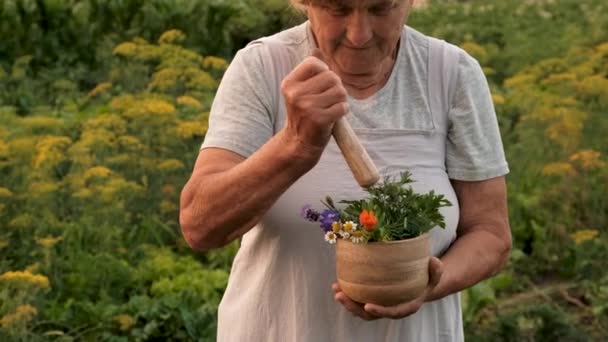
[{"left": 0, "top": 0, "right": 606, "bottom": 340}]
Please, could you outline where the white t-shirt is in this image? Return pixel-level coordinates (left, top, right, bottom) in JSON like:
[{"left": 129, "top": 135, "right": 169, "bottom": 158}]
[{"left": 202, "top": 22, "right": 508, "bottom": 342}]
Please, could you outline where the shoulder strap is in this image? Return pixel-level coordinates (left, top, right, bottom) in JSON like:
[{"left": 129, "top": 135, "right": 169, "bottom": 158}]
[{"left": 428, "top": 37, "right": 460, "bottom": 128}]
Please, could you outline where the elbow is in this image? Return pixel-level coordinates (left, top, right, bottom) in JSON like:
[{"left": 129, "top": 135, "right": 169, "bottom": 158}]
[
  {"left": 495, "top": 228, "right": 513, "bottom": 273},
  {"left": 179, "top": 211, "right": 224, "bottom": 252}
]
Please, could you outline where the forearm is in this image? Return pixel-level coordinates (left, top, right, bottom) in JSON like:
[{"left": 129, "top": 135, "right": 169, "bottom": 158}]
[
  {"left": 426, "top": 229, "right": 511, "bottom": 301},
  {"left": 180, "top": 130, "right": 322, "bottom": 251}
]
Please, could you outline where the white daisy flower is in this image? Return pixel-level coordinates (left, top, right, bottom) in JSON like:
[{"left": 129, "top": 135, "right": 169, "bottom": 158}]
[
  {"left": 350, "top": 231, "right": 365, "bottom": 244},
  {"left": 324, "top": 232, "right": 337, "bottom": 244},
  {"left": 331, "top": 221, "right": 342, "bottom": 233},
  {"left": 341, "top": 231, "right": 351, "bottom": 239},
  {"left": 343, "top": 221, "right": 357, "bottom": 233}
]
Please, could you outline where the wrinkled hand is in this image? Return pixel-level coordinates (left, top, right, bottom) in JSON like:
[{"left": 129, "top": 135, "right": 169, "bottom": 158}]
[
  {"left": 280, "top": 49, "right": 349, "bottom": 152},
  {"left": 332, "top": 257, "right": 443, "bottom": 320}
]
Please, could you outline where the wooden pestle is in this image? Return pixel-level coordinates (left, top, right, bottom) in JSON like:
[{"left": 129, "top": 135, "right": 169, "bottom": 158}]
[{"left": 332, "top": 114, "right": 380, "bottom": 188}]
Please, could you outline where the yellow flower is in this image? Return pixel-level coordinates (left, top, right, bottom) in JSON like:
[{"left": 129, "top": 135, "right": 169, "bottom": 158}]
[
  {"left": 332, "top": 221, "right": 342, "bottom": 233},
  {"left": 202, "top": 56, "right": 228, "bottom": 71},
  {"left": 0, "top": 187, "right": 13, "bottom": 198},
  {"left": 158, "top": 29, "right": 186, "bottom": 45},
  {"left": 33, "top": 136, "right": 72, "bottom": 169},
  {"left": 158, "top": 159, "right": 185, "bottom": 172},
  {"left": 113, "top": 42, "right": 138, "bottom": 57},
  {"left": 117, "top": 135, "right": 144, "bottom": 152},
  {"left": 176, "top": 121, "right": 207, "bottom": 139},
  {"left": 186, "top": 70, "right": 217, "bottom": 90},
  {"left": 460, "top": 41, "right": 488, "bottom": 64},
  {"left": 114, "top": 314, "right": 137, "bottom": 331},
  {"left": 177, "top": 95, "right": 203, "bottom": 109},
  {"left": 0, "top": 270, "right": 50, "bottom": 289},
  {"left": 148, "top": 68, "right": 182, "bottom": 92},
  {"left": 28, "top": 181, "right": 60, "bottom": 196},
  {"left": 0, "top": 239, "right": 8, "bottom": 250},
  {"left": 87, "top": 82, "right": 112, "bottom": 98},
  {"left": 492, "top": 94, "right": 505, "bottom": 106},
  {"left": 569, "top": 149, "right": 605, "bottom": 171},
  {"left": 144, "top": 99, "right": 176, "bottom": 115},
  {"left": 541, "top": 162, "right": 576, "bottom": 177},
  {"left": 0, "top": 305, "right": 38, "bottom": 328},
  {"left": 570, "top": 229, "right": 599, "bottom": 245},
  {"left": 19, "top": 116, "right": 63, "bottom": 131},
  {"left": 35, "top": 235, "right": 64, "bottom": 249},
  {"left": 83, "top": 114, "right": 127, "bottom": 134},
  {"left": 8, "top": 214, "right": 34, "bottom": 230},
  {"left": 83, "top": 166, "right": 113, "bottom": 182}
]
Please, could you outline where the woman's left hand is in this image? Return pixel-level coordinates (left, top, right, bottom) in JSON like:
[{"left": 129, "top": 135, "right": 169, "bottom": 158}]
[{"left": 332, "top": 256, "right": 444, "bottom": 320}]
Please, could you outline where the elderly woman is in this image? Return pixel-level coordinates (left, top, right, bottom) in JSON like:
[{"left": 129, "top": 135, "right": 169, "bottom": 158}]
[{"left": 179, "top": 0, "right": 511, "bottom": 340}]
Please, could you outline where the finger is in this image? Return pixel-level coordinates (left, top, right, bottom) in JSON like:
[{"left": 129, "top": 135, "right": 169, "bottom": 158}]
[
  {"left": 295, "top": 70, "right": 343, "bottom": 97},
  {"left": 332, "top": 283, "right": 340, "bottom": 293},
  {"left": 364, "top": 298, "right": 423, "bottom": 319},
  {"left": 288, "top": 55, "right": 329, "bottom": 83},
  {"left": 321, "top": 101, "right": 349, "bottom": 119},
  {"left": 297, "top": 86, "right": 348, "bottom": 111},
  {"left": 335, "top": 292, "right": 379, "bottom": 321},
  {"left": 428, "top": 257, "right": 443, "bottom": 288}
]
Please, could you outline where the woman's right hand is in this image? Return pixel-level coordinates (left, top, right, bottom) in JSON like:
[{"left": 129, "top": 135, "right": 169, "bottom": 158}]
[{"left": 280, "top": 51, "right": 349, "bottom": 156}]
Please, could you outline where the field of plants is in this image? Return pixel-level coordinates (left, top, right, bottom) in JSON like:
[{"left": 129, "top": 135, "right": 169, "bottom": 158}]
[{"left": 0, "top": 0, "right": 606, "bottom": 340}]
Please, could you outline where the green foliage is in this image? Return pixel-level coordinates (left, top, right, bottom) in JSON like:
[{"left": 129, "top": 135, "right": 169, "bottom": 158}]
[{"left": 337, "top": 172, "right": 452, "bottom": 241}]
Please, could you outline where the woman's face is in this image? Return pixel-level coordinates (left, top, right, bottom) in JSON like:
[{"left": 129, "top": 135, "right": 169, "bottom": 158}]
[{"left": 307, "top": 0, "right": 413, "bottom": 78}]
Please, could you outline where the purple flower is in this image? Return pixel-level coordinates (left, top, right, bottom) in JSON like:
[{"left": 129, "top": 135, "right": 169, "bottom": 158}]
[
  {"left": 300, "top": 204, "right": 320, "bottom": 222},
  {"left": 319, "top": 209, "right": 340, "bottom": 232}
]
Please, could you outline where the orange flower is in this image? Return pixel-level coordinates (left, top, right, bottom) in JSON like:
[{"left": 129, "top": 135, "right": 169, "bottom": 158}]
[{"left": 359, "top": 210, "right": 377, "bottom": 232}]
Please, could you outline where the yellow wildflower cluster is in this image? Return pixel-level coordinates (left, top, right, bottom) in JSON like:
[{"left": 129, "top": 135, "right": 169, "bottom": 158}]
[
  {"left": 114, "top": 314, "right": 136, "bottom": 331},
  {"left": 492, "top": 94, "right": 505, "bottom": 106},
  {"left": 35, "top": 235, "right": 63, "bottom": 249},
  {"left": 541, "top": 162, "right": 576, "bottom": 177},
  {"left": 87, "top": 82, "right": 113, "bottom": 98},
  {"left": 176, "top": 120, "right": 207, "bottom": 139},
  {"left": 117, "top": 135, "right": 145, "bottom": 152},
  {"left": 203, "top": 56, "right": 228, "bottom": 71},
  {"left": 0, "top": 270, "right": 50, "bottom": 289},
  {"left": 460, "top": 41, "right": 488, "bottom": 64},
  {"left": 157, "top": 159, "right": 185, "bottom": 172},
  {"left": 33, "top": 136, "right": 72, "bottom": 169},
  {"left": 148, "top": 68, "right": 181, "bottom": 92},
  {"left": 83, "top": 166, "right": 113, "bottom": 182},
  {"left": 113, "top": 42, "right": 138, "bottom": 57},
  {"left": 122, "top": 98, "right": 176, "bottom": 121},
  {"left": 0, "top": 187, "right": 13, "bottom": 198},
  {"left": 83, "top": 114, "right": 127, "bottom": 135},
  {"left": 158, "top": 29, "right": 186, "bottom": 45},
  {"left": 8, "top": 214, "right": 34, "bottom": 230},
  {"left": 570, "top": 229, "right": 599, "bottom": 245},
  {"left": 569, "top": 149, "right": 605, "bottom": 171},
  {"left": 28, "top": 181, "right": 60, "bottom": 196},
  {"left": 0, "top": 305, "right": 38, "bottom": 328},
  {"left": 177, "top": 95, "right": 203, "bottom": 109}
]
